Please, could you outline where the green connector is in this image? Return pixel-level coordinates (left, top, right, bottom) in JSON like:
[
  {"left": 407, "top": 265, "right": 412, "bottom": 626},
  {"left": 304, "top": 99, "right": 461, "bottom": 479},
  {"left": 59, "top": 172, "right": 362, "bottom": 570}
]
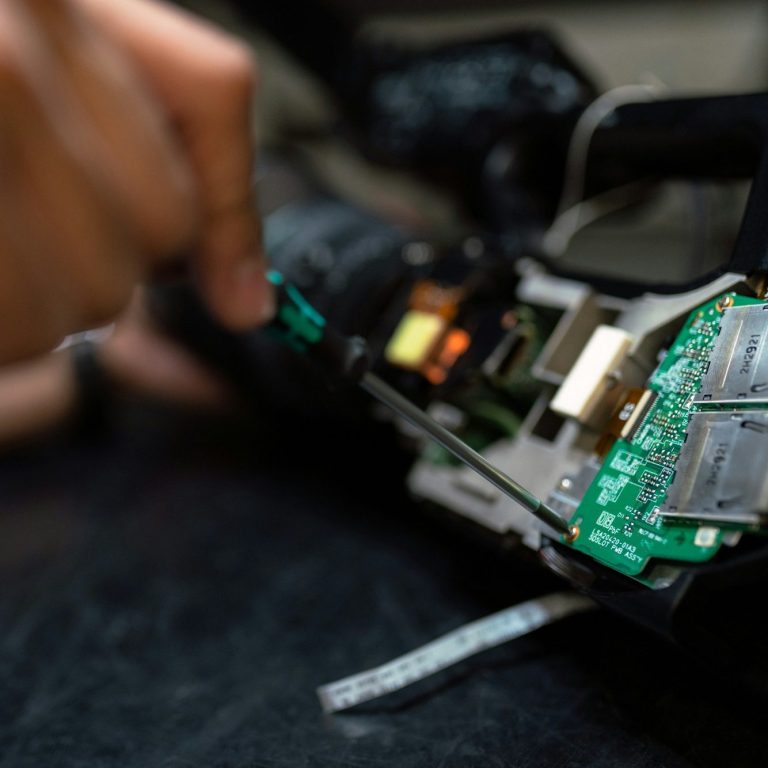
[{"left": 267, "top": 270, "right": 326, "bottom": 353}]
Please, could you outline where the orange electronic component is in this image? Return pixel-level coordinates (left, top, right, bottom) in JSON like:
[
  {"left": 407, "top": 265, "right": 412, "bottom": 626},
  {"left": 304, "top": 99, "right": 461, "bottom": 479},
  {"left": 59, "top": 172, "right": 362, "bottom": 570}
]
[
  {"left": 424, "top": 329, "right": 471, "bottom": 384},
  {"left": 409, "top": 281, "right": 463, "bottom": 320}
]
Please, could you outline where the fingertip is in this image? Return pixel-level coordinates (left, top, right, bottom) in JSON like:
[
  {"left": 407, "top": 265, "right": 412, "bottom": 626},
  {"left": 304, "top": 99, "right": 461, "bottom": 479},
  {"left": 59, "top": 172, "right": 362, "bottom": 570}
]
[{"left": 203, "top": 255, "right": 275, "bottom": 331}]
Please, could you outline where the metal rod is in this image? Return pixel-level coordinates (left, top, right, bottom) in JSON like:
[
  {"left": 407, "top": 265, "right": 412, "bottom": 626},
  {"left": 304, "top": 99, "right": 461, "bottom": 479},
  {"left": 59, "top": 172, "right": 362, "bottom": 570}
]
[{"left": 360, "top": 372, "right": 572, "bottom": 536}]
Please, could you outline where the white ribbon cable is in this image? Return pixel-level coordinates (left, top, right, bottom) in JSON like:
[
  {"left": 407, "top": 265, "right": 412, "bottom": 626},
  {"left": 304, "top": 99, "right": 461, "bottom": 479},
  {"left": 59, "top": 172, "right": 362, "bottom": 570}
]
[{"left": 317, "top": 591, "right": 596, "bottom": 714}]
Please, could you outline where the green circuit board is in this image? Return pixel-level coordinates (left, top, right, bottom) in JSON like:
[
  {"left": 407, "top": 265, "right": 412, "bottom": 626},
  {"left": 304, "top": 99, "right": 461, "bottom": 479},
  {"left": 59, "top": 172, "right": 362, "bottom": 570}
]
[{"left": 565, "top": 293, "right": 767, "bottom": 580}]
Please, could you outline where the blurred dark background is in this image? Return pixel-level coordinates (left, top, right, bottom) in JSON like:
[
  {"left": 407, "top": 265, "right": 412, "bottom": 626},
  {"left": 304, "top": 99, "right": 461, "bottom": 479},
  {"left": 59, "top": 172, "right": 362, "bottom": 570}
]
[{"left": 3, "top": 2, "right": 768, "bottom": 766}]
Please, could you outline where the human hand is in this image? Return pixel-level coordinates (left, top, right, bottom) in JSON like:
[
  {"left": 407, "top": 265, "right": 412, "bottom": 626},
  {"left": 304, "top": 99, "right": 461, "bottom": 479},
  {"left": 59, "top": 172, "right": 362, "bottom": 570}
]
[
  {"left": 0, "top": 0, "right": 272, "bottom": 364},
  {"left": 0, "top": 292, "right": 233, "bottom": 448}
]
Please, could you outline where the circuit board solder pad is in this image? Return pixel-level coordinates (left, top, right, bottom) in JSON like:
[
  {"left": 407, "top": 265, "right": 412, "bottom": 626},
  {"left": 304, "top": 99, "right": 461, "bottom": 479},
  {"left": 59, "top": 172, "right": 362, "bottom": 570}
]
[{"left": 565, "top": 293, "right": 768, "bottom": 581}]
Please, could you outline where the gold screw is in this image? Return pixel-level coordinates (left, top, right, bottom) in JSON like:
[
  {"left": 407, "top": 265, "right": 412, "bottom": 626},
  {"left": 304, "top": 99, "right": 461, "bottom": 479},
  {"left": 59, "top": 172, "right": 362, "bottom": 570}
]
[
  {"left": 565, "top": 525, "right": 580, "bottom": 543},
  {"left": 716, "top": 295, "right": 734, "bottom": 312}
]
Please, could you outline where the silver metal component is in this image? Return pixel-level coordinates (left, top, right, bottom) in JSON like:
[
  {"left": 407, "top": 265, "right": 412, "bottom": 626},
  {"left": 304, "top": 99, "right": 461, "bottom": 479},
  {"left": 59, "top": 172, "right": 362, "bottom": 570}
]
[
  {"left": 316, "top": 592, "right": 595, "bottom": 714},
  {"left": 660, "top": 410, "right": 768, "bottom": 526},
  {"left": 360, "top": 373, "right": 572, "bottom": 536},
  {"left": 694, "top": 526, "right": 719, "bottom": 547},
  {"left": 616, "top": 272, "right": 747, "bottom": 371},
  {"left": 547, "top": 459, "right": 601, "bottom": 521},
  {"left": 407, "top": 411, "right": 585, "bottom": 548},
  {"left": 695, "top": 303, "right": 768, "bottom": 405},
  {"left": 481, "top": 324, "right": 528, "bottom": 379}
]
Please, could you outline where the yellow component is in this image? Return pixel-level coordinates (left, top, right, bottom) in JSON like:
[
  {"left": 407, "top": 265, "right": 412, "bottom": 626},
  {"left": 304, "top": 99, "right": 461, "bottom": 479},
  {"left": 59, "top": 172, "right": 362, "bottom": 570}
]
[{"left": 385, "top": 310, "right": 447, "bottom": 369}]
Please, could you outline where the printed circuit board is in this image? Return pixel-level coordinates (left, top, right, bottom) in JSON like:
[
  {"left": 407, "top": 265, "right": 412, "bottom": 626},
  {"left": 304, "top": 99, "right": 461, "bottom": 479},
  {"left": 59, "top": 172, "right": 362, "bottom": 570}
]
[{"left": 565, "top": 293, "right": 768, "bottom": 580}]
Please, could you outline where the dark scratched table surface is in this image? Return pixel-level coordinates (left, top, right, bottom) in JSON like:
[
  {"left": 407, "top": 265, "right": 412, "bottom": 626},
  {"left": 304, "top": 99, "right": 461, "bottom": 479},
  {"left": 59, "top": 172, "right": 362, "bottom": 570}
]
[{"left": 0, "top": 403, "right": 765, "bottom": 768}]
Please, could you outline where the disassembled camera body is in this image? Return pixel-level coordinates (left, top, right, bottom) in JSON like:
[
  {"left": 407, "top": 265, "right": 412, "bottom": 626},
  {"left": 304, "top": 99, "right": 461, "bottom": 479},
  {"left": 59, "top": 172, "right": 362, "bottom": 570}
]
[
  {"left": 154, "top": 7, "right": 768, "bottom": 662},
  {"left": 397, "top": 265, "right": 767, "bottom": 589}
]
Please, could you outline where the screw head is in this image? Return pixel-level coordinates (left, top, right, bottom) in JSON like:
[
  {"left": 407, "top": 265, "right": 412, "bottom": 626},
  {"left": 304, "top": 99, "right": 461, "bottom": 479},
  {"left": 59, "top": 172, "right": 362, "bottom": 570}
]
[{"left": 565, "top": 525, "right": 580, "bottom": 543}]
